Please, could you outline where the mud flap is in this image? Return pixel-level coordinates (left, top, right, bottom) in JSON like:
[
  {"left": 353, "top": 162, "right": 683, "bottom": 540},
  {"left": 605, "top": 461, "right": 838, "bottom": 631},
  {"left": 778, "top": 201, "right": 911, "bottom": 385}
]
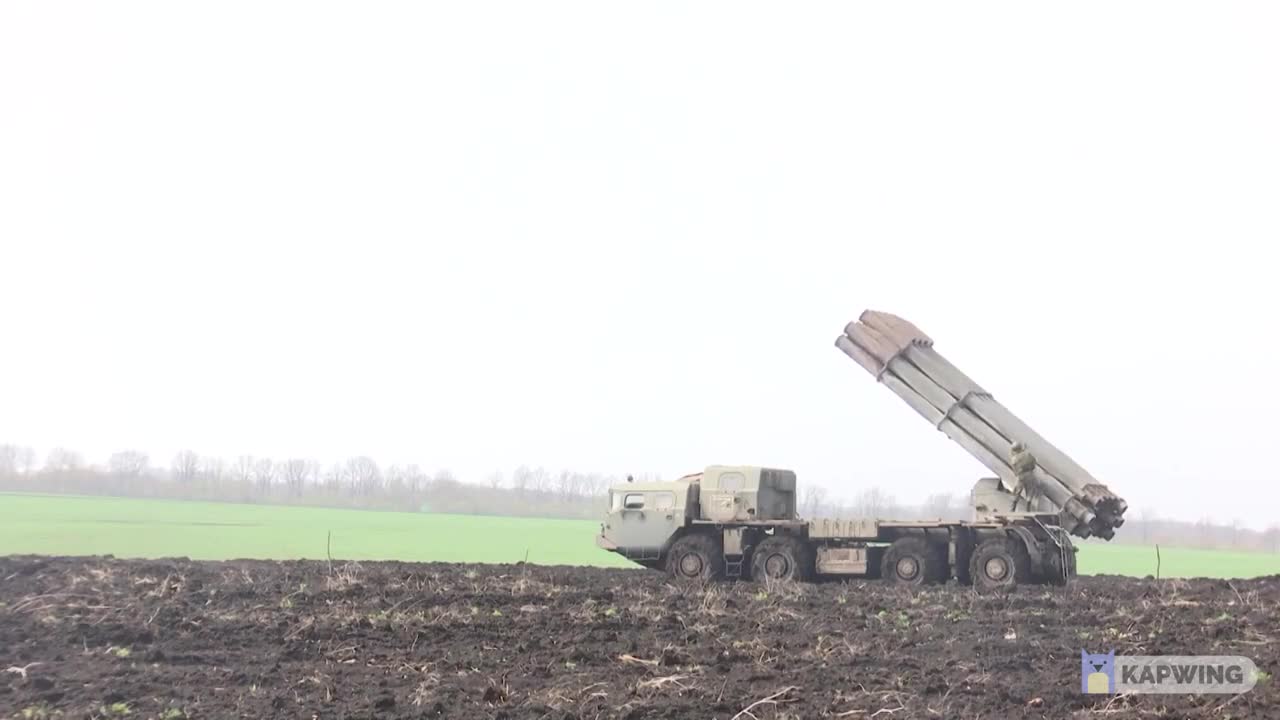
[
  {"left": 1005, "top": 525, "right": 1046, "bottom": 578},
  {"left": 1030, "top": 519, "right": 1074, "bottom": 583},
  {"left": 949, "top": 528, "right": 975, "bottom": 583}
]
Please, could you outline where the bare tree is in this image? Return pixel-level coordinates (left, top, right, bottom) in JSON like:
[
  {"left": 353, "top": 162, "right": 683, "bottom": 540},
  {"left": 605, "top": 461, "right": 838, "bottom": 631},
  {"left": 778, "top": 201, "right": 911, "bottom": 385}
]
[
  {"left": 0, "top": 444, "right": 17, "bottom": 478},
  {"left": 1265, "top": 525, "right": 1280, "bottom": 553},
  {"left": 323, "top": 462, "right": 344, "bottom": 491},
  {"left": 44, "top": 447, "right": 83, "bottom": 473},
  {"left": 432, "top": 469, "right": 458, "bottom": 489},
  {"left": 108, "top": 451, "right": 150, "bottom": 478},
  {"left": 199, "top": 456, "right": 225, "bottom": 483},
  {"left": 232, "top": 455, "right": 255, "bottom": 485},
  {"left": 588, "top": 474, "right": 611, "bottom": 497},
  {"left": 556, "top": 470, "right": 580, "bottom": 500},
  {"left": 531, "top": 467, "right": 552, "bottom": 494},
  {"left": 853, "top": 487, "right": 895, "bottom": 518},
  {"left": 1196, "top": 516, "right": 1215, "bottom": 549},
  {"left": 304, "top": 459, "right": 321, "bottom": 489},
  {"left": 922, "top": 492, "right": 959, "bottom": 520},
  {"left": 253, "top": 458, "right": 276, "bottom": 494},
  {"left": 487, "top": 471, "right": 504, "bottom": 490},
  {"left": 403, "top": 464, "right": 427, "bottom": 494},
  {"left": 512, "top": 465, "right": 532, "bottom": 496},
  {"left": 345, "top": 456, "right": 382, "bottom": 495},
  {"left": 172, "top": 450, "right": 201, "bottom": 483},
  {"left": 15, "top": 446, "right": 36, "bottom": 475},
  {"left": 281, "top": 458, "right": 316, "bottom": 496},
  {"left": 801, "top": 484, "right": 828, "bottom": 518},
  {"left": 384, "top": 465, "right": 405, "bottom": 494}
]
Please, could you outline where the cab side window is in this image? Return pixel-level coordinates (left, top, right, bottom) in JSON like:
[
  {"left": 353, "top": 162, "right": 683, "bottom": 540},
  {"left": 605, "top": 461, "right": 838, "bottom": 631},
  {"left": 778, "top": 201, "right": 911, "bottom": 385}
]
[
  {"left": 654, "top": 492, "right": 675, "bottom": 510},
  {"left": 623, "top": 493, "right": 645, "bottom": 509}
]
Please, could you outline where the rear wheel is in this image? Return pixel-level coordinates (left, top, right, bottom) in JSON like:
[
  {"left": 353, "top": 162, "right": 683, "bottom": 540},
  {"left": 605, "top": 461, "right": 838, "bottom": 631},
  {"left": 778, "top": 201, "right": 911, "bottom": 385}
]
[
  {"left": 750, "top": 535, "right": 814, "bottom": 583},
  {"left": 970, "top": 537, "right": 1032, "bottom": 592},
  {"left": 665, "top": 534, "right": 724, "bottom": 581},
  {"left": 881, "top": 536, "right": 947, "bottom": 586}
]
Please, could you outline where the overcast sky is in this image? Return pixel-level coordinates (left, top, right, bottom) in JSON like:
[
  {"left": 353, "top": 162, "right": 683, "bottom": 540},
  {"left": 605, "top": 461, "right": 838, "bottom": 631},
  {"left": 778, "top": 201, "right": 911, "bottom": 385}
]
[{"left": 2, "top": 2, "right": 1277, "bottom": 529}]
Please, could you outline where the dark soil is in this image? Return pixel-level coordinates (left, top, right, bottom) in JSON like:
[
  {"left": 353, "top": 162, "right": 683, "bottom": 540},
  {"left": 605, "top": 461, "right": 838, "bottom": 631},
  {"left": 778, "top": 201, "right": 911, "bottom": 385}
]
[{"left": 1, "top": 556, "right": 1276, "bottom": 719}]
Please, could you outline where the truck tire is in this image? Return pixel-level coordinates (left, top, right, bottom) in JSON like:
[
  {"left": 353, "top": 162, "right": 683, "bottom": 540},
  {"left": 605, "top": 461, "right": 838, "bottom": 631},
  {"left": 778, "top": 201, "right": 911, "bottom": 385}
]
[
  {"left": 881, "top": 536, "right": 946, "bottom": 586},
  {"left": 970, "top": 537, "right": 1032, "bottom": 592},
  {"left": 665, "top": 534, "right": 724, "bottom": 581},
  {"left": 750, "top": 535, "right": 814, "bottom": 583}
]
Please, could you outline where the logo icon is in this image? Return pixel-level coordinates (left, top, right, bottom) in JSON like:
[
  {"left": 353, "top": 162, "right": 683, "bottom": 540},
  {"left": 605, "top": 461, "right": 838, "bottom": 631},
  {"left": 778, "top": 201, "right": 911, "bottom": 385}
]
[{"left": 1081, "top": 649, "right": 1115, "bottom": 694}]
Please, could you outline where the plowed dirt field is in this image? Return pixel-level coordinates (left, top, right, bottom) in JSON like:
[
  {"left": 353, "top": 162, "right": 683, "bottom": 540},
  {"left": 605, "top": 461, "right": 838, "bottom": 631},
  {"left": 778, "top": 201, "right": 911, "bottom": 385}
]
[{"left": 1, "top": 556, "right": 1275, "bottom": 719}]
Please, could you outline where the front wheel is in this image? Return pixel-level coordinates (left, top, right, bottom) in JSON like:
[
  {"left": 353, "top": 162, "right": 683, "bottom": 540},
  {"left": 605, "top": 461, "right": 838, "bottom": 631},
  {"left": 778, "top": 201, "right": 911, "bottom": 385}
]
[
  {"left": 750, "top": 535, "right": 814, "bottom": 583},
  {"left": 665, "top": 534, "right": 724, "bottom": 581}
]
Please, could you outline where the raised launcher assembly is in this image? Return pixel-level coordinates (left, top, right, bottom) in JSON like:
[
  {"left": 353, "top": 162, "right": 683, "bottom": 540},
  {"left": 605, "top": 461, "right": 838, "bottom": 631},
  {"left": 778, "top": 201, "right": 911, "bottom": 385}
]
[{"left": 835, "top": 310, "right": 1127, "bottom": 540}]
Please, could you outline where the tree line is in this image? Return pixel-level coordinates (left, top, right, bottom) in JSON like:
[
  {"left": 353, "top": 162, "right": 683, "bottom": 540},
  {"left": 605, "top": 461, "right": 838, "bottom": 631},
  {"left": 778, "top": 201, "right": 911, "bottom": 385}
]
[
  {"left": 0, "top": 443, "right": 620, "bottom": 519},
  {"left": 1, "top": 443, "right": 1276, "bottom": 552}
]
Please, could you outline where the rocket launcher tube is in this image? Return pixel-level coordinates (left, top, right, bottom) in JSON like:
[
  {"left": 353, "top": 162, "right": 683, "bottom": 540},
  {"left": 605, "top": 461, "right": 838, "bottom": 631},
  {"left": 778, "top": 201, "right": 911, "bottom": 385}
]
[
  {"left": 856, "top": 313, "right": 1116, "bottom": 507},
  {"left": 907, "top": 345, "right": 1098, "bottom": 486},
  {"left": 906, "top": 345, "right": 1127, "bottom": 521},
  {"left": 844, "top": 326, "right": 1089, "bottom": 516},
  {"left": 837, "top": 337, "right": 1015, "bottom": 484},
  {"left": 835, "top": 335, "right": 1096, "bottom": 536},
  {"left": 837, "top": 311, "right": 1124, "bottom": 540},
  {"left": 882, "top": 354, "right": 1096, "bottom": 533},
  {"left": 889, "top": 345, "right": 1115, "bottom": 527}
]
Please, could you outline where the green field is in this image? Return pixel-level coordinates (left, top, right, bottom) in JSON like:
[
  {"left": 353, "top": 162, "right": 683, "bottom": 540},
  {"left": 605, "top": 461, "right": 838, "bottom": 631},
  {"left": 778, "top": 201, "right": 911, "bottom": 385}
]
[{"left": 2, "top": 493, "right": 1277, "bottom": 579}]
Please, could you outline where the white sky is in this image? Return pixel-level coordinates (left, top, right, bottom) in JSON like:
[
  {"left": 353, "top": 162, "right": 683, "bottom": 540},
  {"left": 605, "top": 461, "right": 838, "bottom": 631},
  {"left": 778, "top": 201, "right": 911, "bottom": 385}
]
[{"left": 2, "top": 2, "right": 1277, "bottom": 529}]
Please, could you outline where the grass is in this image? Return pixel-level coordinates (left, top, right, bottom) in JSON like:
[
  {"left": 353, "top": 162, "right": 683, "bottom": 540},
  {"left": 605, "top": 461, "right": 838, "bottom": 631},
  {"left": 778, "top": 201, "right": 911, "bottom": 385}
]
[
  {"left": 0, "top": 492, "right": 633, "bottom": 568},
  {"left": 1073, "top": 541, "right": 1280, "bottom": 579},
  {"left": 1, "top": 493, "right": 1277, "bottom": 578}
]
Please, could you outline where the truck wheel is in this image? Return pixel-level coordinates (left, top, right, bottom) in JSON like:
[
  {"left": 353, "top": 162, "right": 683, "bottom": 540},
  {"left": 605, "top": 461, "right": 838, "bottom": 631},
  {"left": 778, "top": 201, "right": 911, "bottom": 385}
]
[
  {"left": 970, "top": 537, "right": 1032, "bottom": 592},
  {"left": 750, "top": 535, "right": 813, "bottom": 583},
  {"left": 881, "top": 537, "right": 946, "bottom": 586},
  {"left": 665, "top": 534, "right": 724, "bottom": 581}
]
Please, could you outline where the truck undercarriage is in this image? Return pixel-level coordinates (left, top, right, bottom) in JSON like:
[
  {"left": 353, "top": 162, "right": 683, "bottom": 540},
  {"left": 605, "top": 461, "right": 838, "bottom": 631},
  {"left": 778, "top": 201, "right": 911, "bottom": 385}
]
[{"left": 600, "top": 513, "right": 1076, "bottom": 590}]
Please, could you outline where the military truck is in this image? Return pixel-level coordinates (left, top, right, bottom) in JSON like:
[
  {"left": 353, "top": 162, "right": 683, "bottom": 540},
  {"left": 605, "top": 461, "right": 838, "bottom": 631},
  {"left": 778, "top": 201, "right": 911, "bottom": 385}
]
[
  {"left": 595, "top": 464, "right": 1076, "bottom": 590},
  {"left": 594, "top": 311, "right": 1126, "bottom": 590}
]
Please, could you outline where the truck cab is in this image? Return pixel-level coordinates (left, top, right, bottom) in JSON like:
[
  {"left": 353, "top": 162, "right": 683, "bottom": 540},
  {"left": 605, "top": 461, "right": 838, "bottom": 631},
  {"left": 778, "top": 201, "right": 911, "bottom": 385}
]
[
  {"left": 595, "top": 479, "right": 697, "bottom": 567},
  {"left": 596, "top": 465, "right": 800, "bottom": 572}
]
